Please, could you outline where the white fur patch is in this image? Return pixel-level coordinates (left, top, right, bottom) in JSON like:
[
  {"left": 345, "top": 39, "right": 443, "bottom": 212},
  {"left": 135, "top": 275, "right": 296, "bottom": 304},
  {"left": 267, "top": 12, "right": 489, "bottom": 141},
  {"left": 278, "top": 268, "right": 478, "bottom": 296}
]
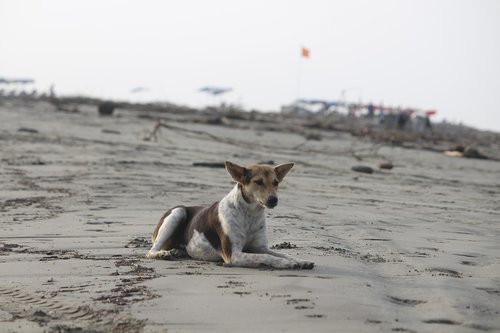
[
  {"left": 186, "top": 230, "right": 221, "bottom": 262},
  {"left": 219, "top": 185, "right": 268, "bottom": 251}
]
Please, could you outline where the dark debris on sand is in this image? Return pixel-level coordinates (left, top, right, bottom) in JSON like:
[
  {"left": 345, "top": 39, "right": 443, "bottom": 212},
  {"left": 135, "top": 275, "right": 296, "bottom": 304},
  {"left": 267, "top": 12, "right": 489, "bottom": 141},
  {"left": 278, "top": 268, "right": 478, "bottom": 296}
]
[{"left": 271, "top": 242, "right": 298, "bottom": 249}]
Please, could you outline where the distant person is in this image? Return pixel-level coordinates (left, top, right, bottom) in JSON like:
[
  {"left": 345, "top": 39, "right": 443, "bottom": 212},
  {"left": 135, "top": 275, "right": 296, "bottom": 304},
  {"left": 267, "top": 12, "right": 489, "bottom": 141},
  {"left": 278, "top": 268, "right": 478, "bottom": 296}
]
[
  {"left": 425, "top": 116, "right": 432, "bottom": 130},
  {"left": 397, "top": 111, "right": 409, "bottom": 130},
  {"left": 49, "top": 84, "right": 56, "bottom": 99},
  {"left": 367, "top": 103, "right": 375, "bottom": 118},
  {"left": 348, "top": 104, "right": 356, "bottom": 118},
  {"left": 378, "top": 104, "right": 385, "bottom": 124}
]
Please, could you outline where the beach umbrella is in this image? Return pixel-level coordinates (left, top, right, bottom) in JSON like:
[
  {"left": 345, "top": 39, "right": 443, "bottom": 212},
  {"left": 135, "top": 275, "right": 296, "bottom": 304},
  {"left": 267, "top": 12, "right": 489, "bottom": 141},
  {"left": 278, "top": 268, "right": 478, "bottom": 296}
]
[
  {"left": 0, "top": 77, "right": 35, "bottom": 85},
  {"left": 198, "top": 86, "right": 232, "bottom": 96},
  {"left": 131, "top": 86, "right": 150, "bottom": 94}
]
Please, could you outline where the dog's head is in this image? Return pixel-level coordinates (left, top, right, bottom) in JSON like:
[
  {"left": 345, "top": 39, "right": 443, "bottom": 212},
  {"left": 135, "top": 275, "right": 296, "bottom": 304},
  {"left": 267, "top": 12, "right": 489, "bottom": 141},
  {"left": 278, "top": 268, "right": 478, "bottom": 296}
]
[{"left": 224, "top": 161, "right": 294, "bottom": 209}]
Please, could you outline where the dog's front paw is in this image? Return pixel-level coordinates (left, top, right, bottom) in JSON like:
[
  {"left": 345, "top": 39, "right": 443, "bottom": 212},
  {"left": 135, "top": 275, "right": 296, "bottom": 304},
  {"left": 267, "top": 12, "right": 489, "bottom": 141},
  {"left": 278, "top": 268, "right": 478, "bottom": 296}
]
[
  {"left": 147, "top": 250, "right": 173, "bottom": 260},
  {"left": 158, "top": 251, "right": 174, "bottom": 260}
]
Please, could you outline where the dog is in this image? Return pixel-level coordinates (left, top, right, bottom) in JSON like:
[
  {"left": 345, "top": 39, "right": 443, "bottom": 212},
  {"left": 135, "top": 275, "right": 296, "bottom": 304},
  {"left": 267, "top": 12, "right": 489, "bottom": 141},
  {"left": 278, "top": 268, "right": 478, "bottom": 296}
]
[{"left": 146, "top": 161, "right": 314, "bottom": 269}]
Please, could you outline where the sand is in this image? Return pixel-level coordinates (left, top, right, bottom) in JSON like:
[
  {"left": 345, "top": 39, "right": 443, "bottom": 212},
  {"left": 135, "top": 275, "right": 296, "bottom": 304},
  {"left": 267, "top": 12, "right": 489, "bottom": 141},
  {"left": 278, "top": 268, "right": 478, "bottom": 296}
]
[{"left": 0, "top": 99, "right": 499, "bottom": 333}]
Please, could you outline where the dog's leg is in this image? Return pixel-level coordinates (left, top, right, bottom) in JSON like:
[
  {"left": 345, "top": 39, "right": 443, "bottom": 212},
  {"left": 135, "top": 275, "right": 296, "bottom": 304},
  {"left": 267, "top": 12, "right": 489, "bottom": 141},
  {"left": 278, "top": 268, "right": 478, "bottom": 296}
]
[
  {"left": 230, "top": 251, "right": 313, "bottom": 270},
  {"left": 246, "top": 240, "right": 315, "bottom": 269},
  {"left": 147, "top": 207, "right": 186, "bottom": 260},
  {"left": 260, "top": 248, "right": 315, "bottom": 269},
  {"left": 159, "top": 248, "right": 189, "bottom": 260}
]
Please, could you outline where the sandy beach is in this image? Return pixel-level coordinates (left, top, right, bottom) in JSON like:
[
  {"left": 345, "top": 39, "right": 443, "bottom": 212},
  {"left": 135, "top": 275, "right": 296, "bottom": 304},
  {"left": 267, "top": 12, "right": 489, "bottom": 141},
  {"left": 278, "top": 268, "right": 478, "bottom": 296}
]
[{"left": 1, "top": 98, "right": 499, "bottom": 333}]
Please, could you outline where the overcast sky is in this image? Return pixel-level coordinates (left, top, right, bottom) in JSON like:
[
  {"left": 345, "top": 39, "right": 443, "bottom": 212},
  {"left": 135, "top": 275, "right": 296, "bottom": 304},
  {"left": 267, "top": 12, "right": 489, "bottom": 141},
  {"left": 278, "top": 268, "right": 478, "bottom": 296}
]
[{"left": 1, "top": 0, "right": 499, "bottom": 131}]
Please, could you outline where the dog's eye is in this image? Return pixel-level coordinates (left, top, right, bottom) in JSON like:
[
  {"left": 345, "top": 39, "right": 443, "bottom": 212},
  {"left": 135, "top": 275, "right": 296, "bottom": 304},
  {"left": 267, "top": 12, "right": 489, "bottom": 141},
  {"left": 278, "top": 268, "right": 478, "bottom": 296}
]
[
  {"left": 254, "top": 179, "right": 264, "bottom": 186},
  {"left": 273, "top": 180, "right": 279, "bottom": 186}
]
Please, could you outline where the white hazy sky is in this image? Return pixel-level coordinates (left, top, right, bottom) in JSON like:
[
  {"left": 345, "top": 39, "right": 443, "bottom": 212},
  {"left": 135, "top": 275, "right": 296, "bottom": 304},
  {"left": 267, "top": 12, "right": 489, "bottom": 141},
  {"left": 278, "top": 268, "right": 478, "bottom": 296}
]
[{"left": 1, "top": 0, "right": 500, "bottom": 131}]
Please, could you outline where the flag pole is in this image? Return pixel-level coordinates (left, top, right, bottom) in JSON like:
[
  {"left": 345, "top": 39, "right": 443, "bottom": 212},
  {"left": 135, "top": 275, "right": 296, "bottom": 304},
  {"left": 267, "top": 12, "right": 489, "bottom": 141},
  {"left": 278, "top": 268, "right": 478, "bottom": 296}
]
[
  {"left": 296, "top": 46, "right": 309, "bottom": 103},
  {"left": 296, "top": 47, "right": 303, "bottom": 102}
]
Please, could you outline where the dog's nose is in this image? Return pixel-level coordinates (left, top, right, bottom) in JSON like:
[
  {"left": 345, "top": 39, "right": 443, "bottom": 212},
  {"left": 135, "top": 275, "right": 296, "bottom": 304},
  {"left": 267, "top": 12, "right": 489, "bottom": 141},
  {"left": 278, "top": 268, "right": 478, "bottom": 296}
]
[{"left": 266, "top": 196, "right": 278, "bottom": 208}]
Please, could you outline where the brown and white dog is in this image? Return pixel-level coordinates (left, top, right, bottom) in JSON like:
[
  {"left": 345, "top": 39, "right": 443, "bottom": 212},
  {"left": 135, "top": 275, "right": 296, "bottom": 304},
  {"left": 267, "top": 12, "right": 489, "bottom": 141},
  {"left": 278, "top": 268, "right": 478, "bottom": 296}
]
[{"left": 146, "top": 161, "right": 314, "bottom": 269}]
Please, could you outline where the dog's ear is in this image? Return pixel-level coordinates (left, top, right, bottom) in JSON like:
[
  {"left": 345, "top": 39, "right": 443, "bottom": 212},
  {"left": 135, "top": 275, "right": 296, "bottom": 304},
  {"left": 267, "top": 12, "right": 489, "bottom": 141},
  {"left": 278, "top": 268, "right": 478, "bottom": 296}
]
[
  {"left": 225, "top": 161, "right": 249, "bottom": 184},
  {"left": 274, "top": 162, "right": 294, "bottom": 182}
]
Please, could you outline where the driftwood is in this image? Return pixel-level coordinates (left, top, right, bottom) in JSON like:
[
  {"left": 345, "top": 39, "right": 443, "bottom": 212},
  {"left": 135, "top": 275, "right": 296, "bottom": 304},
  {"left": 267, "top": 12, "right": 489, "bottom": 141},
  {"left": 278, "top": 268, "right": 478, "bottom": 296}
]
[
  {"left": 192, "top": 162, "right": 226, "bottom": 168},
  {"left": 193, "top": 160, "right": 275, "bottom": 168},
  {"left": 18, "top": 127, "right": 39, "bottom": 134},
  {"left": 349, "top": 143, "right": 383, "bottom": 161},
  {"left": 351, "top": 165, "right": 374, "bottom": 174},
  {"left": 144, "top": 120, "right": 283, "bottom": 152},
  {"left": 378, "top": 162, "right": 394, "bottom": 170},
  {"left": 144, "top": 120, "right": 249, "bottom": 148},
  {"left": 143, "top": 121, "right": 163, "bottom": 142}
]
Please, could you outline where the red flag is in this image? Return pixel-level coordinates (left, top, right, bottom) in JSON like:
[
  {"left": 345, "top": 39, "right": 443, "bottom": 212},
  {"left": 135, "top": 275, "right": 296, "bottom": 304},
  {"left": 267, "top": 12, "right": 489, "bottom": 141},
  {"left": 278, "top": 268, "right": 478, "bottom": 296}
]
[{"left": 301, "top": 47, "right": 310, "bottom": 58}]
